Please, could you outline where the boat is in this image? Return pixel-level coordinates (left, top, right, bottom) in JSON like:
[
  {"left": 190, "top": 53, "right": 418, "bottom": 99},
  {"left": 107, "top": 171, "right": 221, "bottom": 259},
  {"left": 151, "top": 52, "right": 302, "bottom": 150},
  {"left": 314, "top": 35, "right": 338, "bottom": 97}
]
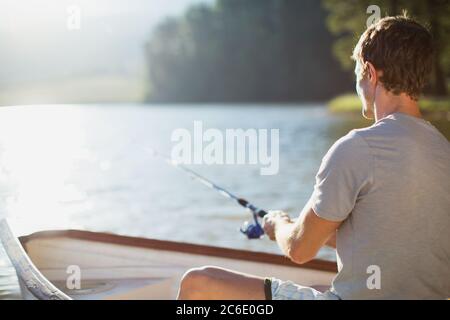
[{"left": 0, "top": 219, "right": 337, "bottom": 300}]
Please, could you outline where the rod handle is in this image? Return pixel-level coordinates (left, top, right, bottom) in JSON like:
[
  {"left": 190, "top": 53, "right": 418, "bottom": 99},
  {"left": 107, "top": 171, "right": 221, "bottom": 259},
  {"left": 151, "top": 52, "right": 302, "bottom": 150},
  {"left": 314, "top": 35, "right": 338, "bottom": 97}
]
[
  {"left": 258, "top": 210, "right": 268, "bottom": 218},
  {"left": 237, "top": 198, "right": 268, "bottom": 218}
]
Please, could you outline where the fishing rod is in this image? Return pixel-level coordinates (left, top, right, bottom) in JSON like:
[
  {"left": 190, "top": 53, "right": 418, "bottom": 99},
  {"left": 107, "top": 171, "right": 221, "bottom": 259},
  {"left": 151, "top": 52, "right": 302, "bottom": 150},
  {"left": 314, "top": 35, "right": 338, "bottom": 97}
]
[{"left": 147, "top": 148, "right": 268, "bottom": 239}]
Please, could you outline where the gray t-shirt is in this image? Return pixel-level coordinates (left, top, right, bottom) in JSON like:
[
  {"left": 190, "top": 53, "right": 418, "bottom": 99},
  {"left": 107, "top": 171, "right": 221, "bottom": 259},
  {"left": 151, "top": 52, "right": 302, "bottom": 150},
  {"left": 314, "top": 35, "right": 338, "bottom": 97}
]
[{"left": 310, "top": 112, "right": 450, "bottom": 299}]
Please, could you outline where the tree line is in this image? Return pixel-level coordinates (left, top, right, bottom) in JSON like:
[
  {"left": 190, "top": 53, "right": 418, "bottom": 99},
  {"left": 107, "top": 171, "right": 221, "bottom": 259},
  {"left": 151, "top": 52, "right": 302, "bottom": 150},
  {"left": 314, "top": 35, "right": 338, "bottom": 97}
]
[
  {"left": 145, "top": 0, "right": 448, "bottom": 103},
  {"left": 323, "top": 0, "right": 449, "bottom": 96}
]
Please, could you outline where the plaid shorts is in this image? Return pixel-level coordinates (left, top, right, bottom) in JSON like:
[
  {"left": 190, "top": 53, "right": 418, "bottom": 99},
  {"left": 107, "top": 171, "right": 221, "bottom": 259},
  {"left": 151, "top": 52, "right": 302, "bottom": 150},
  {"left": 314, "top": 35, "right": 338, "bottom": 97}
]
[{"left": 264, "top": 278, "right": 340, "bottom": 300}]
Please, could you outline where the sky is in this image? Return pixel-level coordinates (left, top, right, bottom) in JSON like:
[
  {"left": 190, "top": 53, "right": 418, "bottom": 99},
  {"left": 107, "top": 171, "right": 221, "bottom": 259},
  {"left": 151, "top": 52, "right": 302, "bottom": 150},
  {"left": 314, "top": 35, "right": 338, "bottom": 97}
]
[{"left": 0, "top": 0, "right": 214, "bottom": 88}]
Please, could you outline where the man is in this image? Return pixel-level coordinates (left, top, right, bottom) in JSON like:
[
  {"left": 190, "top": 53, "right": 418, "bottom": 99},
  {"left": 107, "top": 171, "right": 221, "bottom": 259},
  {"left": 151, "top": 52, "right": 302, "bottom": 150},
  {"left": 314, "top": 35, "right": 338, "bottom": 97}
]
[{"left": 177, "top": 16, "right": 450, "bottom": 300}]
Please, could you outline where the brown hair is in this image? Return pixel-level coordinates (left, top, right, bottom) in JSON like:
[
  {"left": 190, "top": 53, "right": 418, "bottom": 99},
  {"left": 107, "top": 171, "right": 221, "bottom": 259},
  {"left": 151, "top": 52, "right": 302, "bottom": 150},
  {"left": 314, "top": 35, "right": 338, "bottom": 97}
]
[{"left": 352, "top": 15, "right": 434, "bottom": 100}]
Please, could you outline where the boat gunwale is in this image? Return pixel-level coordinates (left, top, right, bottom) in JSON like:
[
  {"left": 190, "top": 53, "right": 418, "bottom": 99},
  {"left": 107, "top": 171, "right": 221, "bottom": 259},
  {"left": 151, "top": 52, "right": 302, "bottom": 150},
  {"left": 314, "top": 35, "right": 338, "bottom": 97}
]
[{"left": 19, "top": 229, "right": 337, "bottom": 273}]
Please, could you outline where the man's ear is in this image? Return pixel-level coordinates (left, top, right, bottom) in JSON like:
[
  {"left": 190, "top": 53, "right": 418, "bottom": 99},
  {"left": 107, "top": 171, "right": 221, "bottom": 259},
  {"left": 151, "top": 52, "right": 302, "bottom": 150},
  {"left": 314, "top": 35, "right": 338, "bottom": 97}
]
[{"left": 365, "top": 62, "right": 378, "bottom": 83}]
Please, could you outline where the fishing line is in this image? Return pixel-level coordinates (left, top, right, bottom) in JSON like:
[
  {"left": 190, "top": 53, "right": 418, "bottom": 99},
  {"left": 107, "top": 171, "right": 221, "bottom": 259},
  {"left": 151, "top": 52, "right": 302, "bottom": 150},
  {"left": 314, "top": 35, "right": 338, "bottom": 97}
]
[{"left": 147, "top": 148, "right": 268, "bottom": 239}]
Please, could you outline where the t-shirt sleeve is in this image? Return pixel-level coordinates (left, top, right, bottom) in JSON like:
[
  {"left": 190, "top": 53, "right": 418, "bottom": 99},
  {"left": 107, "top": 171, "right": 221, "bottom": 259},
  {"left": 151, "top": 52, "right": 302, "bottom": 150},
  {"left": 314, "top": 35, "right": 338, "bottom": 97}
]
[{"left": 310, "top": 130, "right": 373, "bottom": 222}]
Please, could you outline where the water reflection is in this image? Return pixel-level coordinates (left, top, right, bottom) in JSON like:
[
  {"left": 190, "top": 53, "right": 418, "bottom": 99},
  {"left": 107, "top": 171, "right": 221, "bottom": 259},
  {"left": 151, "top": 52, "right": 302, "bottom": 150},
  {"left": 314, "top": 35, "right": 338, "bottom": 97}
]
[
  {"left": 0, "top": 104, "right": 448, "bottom": 299},
  {"left": 0, "top": 107, "right": 89, "bottom": 230}
]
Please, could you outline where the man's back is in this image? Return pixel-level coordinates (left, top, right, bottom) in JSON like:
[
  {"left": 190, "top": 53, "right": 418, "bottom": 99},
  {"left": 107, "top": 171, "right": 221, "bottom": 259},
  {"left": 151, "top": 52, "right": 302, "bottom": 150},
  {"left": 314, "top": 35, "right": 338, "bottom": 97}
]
[
  {"left": 177, "top": 15, "right": 450, "bottom": 301},
  {"left": 315, "top": 112, "right": 450, "bottom": 299}
]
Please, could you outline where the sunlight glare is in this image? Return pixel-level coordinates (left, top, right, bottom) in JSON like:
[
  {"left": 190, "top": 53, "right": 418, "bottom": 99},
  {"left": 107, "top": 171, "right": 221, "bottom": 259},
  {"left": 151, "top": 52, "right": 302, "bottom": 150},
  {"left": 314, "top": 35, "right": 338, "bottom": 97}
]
[{"left": 0, "top": 106, "right": 87, "bottom": 230}]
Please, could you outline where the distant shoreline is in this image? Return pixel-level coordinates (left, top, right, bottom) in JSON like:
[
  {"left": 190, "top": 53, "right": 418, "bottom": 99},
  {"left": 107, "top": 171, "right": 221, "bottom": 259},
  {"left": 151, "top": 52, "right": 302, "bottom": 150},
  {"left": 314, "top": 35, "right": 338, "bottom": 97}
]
[
  {"left": 0, "top": 102, "right": 331, "bottom": 108},
  {"left": 328, "top": 93, "right": 450, "bottom": 120}
]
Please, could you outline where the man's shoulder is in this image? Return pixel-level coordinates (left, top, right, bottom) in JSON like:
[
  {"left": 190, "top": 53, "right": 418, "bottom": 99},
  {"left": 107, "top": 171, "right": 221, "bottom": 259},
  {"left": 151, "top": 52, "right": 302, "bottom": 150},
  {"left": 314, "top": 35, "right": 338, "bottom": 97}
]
[
  {"left": 353, "top": 116, "right": 450, "bottom": 151},
  {"left": 325, "top": 129, "right": 371, "bottom": 163},
  {"left": 349, "top": 120, "right": 398, "bottom": 146},
  {"left": 335, "top": 129, "right": 370, "bottom": 150},
  {"left": 353, "top": 119, "right": 391, "bottom": 136}
]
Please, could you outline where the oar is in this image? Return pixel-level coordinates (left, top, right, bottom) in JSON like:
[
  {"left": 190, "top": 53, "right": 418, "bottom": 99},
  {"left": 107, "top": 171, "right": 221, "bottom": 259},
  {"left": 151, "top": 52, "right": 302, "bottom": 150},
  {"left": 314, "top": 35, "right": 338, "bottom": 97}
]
[{"left": 147, "top": 148, "right": 268, "bottom": 239}]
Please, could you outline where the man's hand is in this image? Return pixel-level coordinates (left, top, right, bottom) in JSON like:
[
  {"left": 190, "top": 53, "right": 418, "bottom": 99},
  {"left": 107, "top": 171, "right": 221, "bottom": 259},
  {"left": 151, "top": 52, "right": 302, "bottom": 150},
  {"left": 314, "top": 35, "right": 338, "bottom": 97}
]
[
  {"left": 262, "top": 207, "right": 341, "bottom": 264},
  {"left": 262, "top": 210, "right": 292, "bottom": 240}
]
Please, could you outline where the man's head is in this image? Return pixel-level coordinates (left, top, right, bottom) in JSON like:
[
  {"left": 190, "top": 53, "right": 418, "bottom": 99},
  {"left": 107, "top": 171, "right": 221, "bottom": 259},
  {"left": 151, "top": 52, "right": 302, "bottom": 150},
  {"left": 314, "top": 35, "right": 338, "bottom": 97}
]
[{"left": 352, "top": 15, "right": 434, "bottom": 119}]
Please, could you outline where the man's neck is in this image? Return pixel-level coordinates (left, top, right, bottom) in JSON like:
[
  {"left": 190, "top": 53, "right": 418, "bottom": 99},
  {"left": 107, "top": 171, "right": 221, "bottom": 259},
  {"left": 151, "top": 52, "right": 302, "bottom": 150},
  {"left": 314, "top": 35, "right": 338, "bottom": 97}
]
[{"left": 374, "top": 93, "right": 422, "bottom": 122}]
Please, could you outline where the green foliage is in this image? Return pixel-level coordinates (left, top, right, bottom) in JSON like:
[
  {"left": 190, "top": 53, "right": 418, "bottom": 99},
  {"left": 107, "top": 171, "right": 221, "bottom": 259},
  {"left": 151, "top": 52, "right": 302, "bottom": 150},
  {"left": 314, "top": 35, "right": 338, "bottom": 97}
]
[
  {"left": 328, "top": 93, "right": 362, "bottom": 112},
  {"left": 328, "top": 93, "right": 450, "bottom": 113},
  {"left": 322, "top": 0, "right": 450, "bottom": 95},
  {"left": 145, "top": 0, "right": 353, "bottom": 102},
  {"left": 419, "top": 96, "right": 450, "bottom": 112}
]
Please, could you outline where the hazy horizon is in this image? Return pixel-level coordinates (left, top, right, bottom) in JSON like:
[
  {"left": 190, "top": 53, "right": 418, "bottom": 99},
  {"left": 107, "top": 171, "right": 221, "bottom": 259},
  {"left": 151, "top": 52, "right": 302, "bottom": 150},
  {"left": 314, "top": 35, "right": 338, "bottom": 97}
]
[{"left": 0, "top": 0, "right": 214, "bottom": 105}]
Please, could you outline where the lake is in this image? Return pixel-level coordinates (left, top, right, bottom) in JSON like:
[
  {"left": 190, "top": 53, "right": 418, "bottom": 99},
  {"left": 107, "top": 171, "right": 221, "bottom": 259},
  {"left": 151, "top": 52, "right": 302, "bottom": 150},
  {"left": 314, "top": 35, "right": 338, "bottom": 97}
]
[{"left": 0, "top": 104, "right": 448, "bottom": 299}]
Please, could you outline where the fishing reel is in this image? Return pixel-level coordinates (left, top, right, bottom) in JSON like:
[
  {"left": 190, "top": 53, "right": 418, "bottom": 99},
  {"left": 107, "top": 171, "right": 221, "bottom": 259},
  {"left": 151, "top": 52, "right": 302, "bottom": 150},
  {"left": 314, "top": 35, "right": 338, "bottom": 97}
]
[
  {"left": 240, "top": 208, "right": 267, "bottom": 239},
  {"left": 240, "top": 220, "right": 264, "bottom": 239},
  {"left": 149, "top": 148, "right": 269, "bottom": 240}
]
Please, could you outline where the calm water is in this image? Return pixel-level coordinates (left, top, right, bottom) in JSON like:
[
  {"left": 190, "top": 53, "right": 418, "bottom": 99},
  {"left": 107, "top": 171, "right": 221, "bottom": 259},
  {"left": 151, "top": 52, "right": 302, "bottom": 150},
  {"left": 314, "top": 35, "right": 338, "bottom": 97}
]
[{"left": 0, "top": 104, "right": 448, "bottom": 299}]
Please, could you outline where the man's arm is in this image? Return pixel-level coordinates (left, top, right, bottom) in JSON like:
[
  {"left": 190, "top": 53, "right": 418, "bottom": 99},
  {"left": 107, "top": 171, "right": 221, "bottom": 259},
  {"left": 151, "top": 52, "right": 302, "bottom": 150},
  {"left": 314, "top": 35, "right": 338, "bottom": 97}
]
[
  {"left": 263, "top": 206, "right": 340, "bottom": 264},
  {"left": 264, "top": 131, "right": 371, "bottom": 264},
  {"left": 325, "top": 232, "right": 337, "bottom": 249}
]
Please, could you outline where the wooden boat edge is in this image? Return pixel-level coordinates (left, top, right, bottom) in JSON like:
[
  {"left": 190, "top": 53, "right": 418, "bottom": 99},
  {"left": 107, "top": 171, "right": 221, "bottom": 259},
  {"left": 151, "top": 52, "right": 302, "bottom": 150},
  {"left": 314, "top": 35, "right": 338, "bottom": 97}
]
[
  {"left": 19, "top": 229, "right": 338, "bottom": 273},
  {"left": 0, "top": 220, "right": 72, "bottom": 300}
]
